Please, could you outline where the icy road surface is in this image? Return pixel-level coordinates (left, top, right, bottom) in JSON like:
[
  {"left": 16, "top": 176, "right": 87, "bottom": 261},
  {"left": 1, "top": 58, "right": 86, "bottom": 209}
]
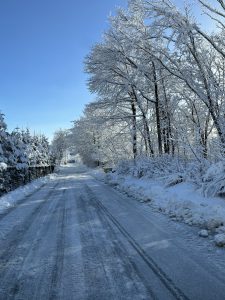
[{"left": 1, "top": 166, "right": 225, "bottom": 299}]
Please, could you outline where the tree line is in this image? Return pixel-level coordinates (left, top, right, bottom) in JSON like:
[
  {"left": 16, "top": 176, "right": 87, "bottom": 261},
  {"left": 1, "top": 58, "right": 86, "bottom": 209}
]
[
  {"left": 0, "top": 112, "right": 52, "bottom": 170},
  {"left": 67, "top": 0, "right": 225, "bottom": 167}
]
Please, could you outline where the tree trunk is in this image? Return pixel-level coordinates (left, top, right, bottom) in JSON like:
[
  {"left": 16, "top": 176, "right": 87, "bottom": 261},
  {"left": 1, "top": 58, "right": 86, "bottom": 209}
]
[
  {"left": 143, "top": 116, "right": 154, "bottom": 156},
  {"left": 131, "top": 100, "right": 137, "bottom": 160},
  {"left": 152, "top": 61, "right": 163, "bottom": 155},
  {"left": 131, "top": 88, "right": 154, "bottom": 157}
]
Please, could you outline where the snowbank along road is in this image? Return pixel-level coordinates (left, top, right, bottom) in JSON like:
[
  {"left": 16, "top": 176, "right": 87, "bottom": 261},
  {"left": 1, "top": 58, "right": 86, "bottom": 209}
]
[{"left": 1, "top": 165, "right": 225, "bottom": 300}]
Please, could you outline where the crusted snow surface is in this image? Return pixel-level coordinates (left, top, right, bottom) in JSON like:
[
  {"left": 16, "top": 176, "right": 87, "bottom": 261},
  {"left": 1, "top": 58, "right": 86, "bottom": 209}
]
[
  {"left": 199, "top": 230, "right": 209, "bottom": 238},
  {"left": 105, "top": 173, "right": 225, "bottom": 239},
  {"left": 0, "top": 162, "right": 7, "bottom": 171},
  {"left": 214, "top": 234, "right": 225, "bottom": 247}
]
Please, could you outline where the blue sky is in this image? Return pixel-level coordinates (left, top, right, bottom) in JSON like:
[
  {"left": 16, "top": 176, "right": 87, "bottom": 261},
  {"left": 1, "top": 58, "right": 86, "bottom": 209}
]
[
  {"left": 0, "top": 0, "right": 212, "bottom": 141},
  {"left": 0, "top": 0, "right": 127, "bottom": 140}
]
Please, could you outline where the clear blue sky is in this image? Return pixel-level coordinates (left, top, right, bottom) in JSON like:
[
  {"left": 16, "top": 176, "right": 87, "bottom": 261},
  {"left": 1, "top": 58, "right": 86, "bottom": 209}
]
[
  {"left": 0, "top": 0, "right": 127, "bottom": 140},
  {"left": 0, "top": 0, "right": 212, "bottom": 141}
]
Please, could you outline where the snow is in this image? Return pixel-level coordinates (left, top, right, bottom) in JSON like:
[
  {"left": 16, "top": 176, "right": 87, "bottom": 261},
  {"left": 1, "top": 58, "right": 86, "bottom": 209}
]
[
  {"left": 0, "top": 162, "right": 7, "bottom": 171},
  {"left": 104, "top": 171, "right": 225, "bottom": 245},
  {"left": 204, "top": 161, "right": 225, "bottom": 181},
  {"left": 2, "top": 164, "right": 225, "bottom": 299},
  {"left": 198, "top": 229, "right": 209, "bottom": 238},
  {"left": 87, "top": 167, "right": 106, "bottom": 180},
  {"left": 0, "top": 173, "right": 57, "bottom": 214},
  {"left": 202, "top": 161, "right": 225, "bottom": 197},
  {"left": 2, "top": 161, "right": 225, "bottom": 251},
  {"left": 214, "top": 234, "right": 225, "bottom": 247}
]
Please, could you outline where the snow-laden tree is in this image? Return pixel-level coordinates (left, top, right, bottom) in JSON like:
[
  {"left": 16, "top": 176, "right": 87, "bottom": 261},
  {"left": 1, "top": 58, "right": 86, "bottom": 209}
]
[
  {"left": 108, "top": 6, "right": 177, "bottom": 156},
  {"left": 10, "top": 128, "right": 29, "bottom": 169},
  {"left": 51, "top": 129, "right": 69, "bottom": 164},
  {"left": 0, "top": 113, "right": 8, "bottom": 197},
  {"left": 0, "top": 112, "right": 51, "bottom": 168},
  {"left": 70, "top": 103, "right": 135, "bottom": 166},
  {"left": 131, "top": 0, "right": 225, "bottom": 151},
  {"left": 197, "top": 0, "right": 225, "bottom": 57},
  {"left": 66, "top": 0, "right": 225, "bottom": 171},
  {"left": 0, "top": 112, "right": 53, "bottom": 194},
  {"left": 0, "top": 113, "right": 8, "bottom": 167}
]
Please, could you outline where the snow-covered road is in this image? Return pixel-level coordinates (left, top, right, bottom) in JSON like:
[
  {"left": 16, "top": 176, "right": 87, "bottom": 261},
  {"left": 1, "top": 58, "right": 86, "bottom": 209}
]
[{"left": 1, "top": 165, "right": 225, "bottom": 300}]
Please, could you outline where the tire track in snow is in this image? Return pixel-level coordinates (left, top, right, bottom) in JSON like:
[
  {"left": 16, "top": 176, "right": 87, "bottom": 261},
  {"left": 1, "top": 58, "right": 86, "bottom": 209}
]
[
  {"left": 5, "top": 187, "right": 63, "bottom": 300},
  {"left": 77, "top": 194, "right": 117, "bottom": 300},
  {"left": 85, "top": 184, "right": 190, "bottom": 300},
  {"left": 78, "top": 189, "right": 155, "bottom": 299},
  {"left": 0, "top": 181, "right": 60, "bottom": 279},
  {"left": 49, "top": 188, "right": 66, "bottom": 300},
  {"left": 82, "top": 192, "right": 158, "bottom": 300}
]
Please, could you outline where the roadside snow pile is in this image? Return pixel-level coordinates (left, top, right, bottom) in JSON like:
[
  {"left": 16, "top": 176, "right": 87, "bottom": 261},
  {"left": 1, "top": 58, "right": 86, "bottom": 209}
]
[
  {"left": 214, "top": 234, "right": 225, "bottom": 247},
  {"left": 106, "top": 174, "right": 225, "bottom": 228},
  {"left": 198, "top": 230, "right": 209, "bottom": 238},
  {"left": 0, "top": 173, "right": 57, "bottom": 214},
  {"left": 105, "top": 157, "right": 225, "bottom": 246},
  {"left": 0, "top": 162, "right": 7, "bottom": 171},
  {"left": 89, "top": 168, "right": 106, "bottom": 181}
]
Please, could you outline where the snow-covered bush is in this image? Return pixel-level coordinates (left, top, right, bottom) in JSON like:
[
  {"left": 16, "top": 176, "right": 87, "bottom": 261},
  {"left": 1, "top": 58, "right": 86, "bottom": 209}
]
[
  {"left": 185, "top": 160, "right": 210, "bottom": 185},
  {"left": 202, "top": 161, "right": 225, "bottom": 197},
  {"left": 116, "top": 155, "right": 185, "bottom": 180},
  {"left": 115, "top": 155, "right": 222, "bottom": 195},
  {"left": 165, "top": 173, "right": 184, "bottom": 187},
  {"left": 116, "top": 159, "right": 134, "bottom": 175}
]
